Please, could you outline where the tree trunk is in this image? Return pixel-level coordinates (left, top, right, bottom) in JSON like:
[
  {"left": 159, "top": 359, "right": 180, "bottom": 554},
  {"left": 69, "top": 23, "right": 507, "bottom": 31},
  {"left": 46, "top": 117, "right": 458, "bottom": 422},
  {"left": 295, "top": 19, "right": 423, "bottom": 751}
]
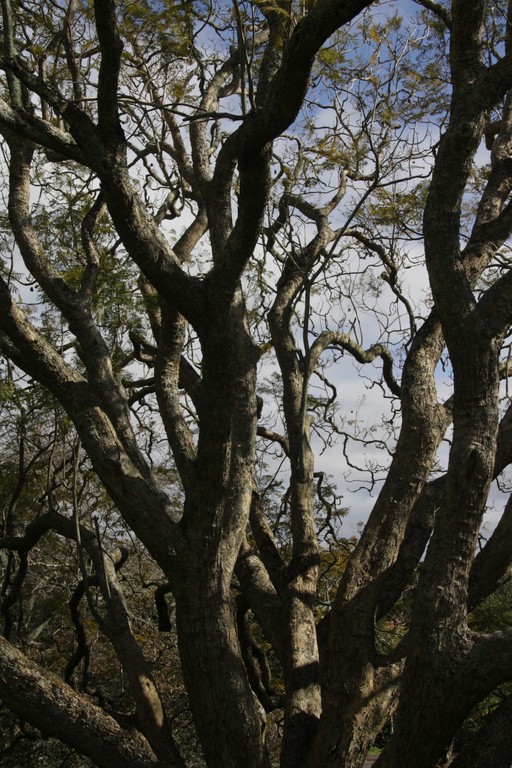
[
  {"left": 375, "top": 341, "right": 501, "bottom": 768},
  {"left": 174, "top": 577, "right": 270, "bottom": 768},
  {"left": 310, "top": 314, "right": 447, "bottom": 768}
]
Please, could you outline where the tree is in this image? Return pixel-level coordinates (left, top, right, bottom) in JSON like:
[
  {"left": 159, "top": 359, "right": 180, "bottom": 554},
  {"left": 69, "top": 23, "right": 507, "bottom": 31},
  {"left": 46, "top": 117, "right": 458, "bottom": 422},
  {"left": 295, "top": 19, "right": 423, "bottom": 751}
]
[{"left": 2, "top": 0, "right": 512, "bottom": 767}]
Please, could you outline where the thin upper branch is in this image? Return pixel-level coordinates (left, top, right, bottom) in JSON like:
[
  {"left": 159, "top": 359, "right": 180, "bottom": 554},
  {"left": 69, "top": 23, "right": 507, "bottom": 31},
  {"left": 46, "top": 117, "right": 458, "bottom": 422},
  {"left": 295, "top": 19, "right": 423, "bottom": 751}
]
[
  {"left": 308, "top": 331, "right": 401, "bottom": 398},
  {"left": 93, "top": 0, "right": 124, "bottom": 147}
]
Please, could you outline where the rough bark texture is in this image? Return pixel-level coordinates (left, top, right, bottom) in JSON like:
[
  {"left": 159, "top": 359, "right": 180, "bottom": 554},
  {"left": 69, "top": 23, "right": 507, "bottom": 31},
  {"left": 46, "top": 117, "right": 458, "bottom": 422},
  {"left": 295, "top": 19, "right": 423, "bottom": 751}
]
[
  {"left": 0, "top": 636, "right": 169, "bottom": 768},
  {"left": 2, "top": 1, "right": 512, "bottom": 768}
]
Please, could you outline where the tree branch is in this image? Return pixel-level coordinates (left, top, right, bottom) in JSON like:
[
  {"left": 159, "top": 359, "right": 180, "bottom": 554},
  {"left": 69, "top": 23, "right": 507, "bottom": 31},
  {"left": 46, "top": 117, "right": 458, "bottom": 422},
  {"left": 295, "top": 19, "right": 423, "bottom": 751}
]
[
  {"left": 0, "top": 635, "right": 170, "bottom": 768},
  {"left": 414, "top": 0, "right": 452, "bottom": 28},
  {"left": 154, "top": 304, "right": 197, "bottom": 488},
  {"left": 49, "top": 511, "right": 185, "bottom": 766},
  {"left": 0, "top": 279, "right": 185, "bottom": 567},
  {"left": 93, "top": 0, "right": 124, "bottom": 147},
  {"left": 307, "top": 331, "right": 401, "bottom": 398},
  {"left": 0, "top": 97, "right": 84, "bottom": 163}
]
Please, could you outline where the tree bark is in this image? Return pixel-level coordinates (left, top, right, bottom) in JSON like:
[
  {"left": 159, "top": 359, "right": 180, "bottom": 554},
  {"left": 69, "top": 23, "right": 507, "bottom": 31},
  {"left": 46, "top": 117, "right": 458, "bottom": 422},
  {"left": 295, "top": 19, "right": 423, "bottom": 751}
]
[
  {"left": 0, "top": 635, "right": 172, "bottom": 768},
  {"left": 450, "top": 694, "right": 512, "bottom": 768},
  {"left": 174, "top": 578, "right": 270, "bottom": 768}
]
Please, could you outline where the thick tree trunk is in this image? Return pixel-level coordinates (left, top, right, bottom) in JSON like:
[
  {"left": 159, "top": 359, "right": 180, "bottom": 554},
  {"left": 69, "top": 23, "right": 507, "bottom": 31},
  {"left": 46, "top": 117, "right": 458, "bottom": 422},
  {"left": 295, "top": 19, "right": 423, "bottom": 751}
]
[
  {"left": 374, "top": 647, "right": 472, "bottom": 768},
  {"left": 165, "top": 302, "right": 269, "bottom": 768},
  {"left": 374, "top": 5, "right": 512, "bottom": 766},
  {"left": 280, "top": 565, "right": 321, "bottom": 768},
  {"left": 375, "top": 340, "right": 501, "bottom": 768},
  {"left": 174, "top": 579, "right": 270, "bottom": 768},
  {"left": 311, "top": 663, "right": 399, "bottom": 768}
]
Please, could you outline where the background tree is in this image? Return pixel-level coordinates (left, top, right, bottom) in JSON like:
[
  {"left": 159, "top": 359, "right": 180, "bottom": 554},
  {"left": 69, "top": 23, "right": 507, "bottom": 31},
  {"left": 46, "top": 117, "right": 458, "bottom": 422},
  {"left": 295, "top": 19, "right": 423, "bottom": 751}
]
[{"left": 2, "top": 1, "right": 512, "bottom": 768}]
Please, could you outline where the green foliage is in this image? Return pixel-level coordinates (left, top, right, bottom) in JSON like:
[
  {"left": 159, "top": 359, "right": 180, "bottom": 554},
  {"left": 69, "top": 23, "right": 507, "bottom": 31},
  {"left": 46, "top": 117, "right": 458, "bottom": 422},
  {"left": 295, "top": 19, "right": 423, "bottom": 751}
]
[
  {"left": 3, "top": 1, "right": 512, "bottom": 765},
  {"left": 469, "top": 580, "right": 512, "bottom": 634},
  {"left": 118, "top": 0, "right": 196, "bottom": 59}
]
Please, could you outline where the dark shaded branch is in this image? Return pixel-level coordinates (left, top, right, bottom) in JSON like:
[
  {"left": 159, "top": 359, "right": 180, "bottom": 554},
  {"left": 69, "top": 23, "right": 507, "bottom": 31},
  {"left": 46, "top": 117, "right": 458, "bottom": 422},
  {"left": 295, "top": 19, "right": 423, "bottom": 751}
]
[
  {"left": 79, "top": 192, "right": 106, "bottom": 304},
  {"left": 308, "top": 331, "right": 401, "bottom": 398},
  {"left": 48, "top": 512, "right": 184, "bottom": 766},
  {"left": 93, "top": 0, "right": 123, "bottom": 146},
  {"left": 236, "top": 538, "right": 287, "bottom": 664},
  {"left": 64, "top": 577, "right": 93, "bottom": 690},
  {"left": 236, "top": 595, "right": 283, "bottom": 711},
  {"left": 0, "top": 635, "right": 168, "bottom": 768},
  {"left": 154, "top": 584, "right": 173, "bottom": 632},
  {"left": 249, "top": 492, "right": 287, "bottom": 595},
  {"left": 450, "top": 693, "right": 512, "bottom": 768},
  {"left": 154, "top": 304, "right": 197, "bottom": 488}
]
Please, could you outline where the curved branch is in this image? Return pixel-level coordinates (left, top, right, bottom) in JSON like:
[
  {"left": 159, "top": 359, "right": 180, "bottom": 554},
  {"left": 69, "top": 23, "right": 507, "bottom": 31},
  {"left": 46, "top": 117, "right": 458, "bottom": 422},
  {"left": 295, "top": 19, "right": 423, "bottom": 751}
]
[
  {"left": 450, "top": 693, "right": 512, "bottom": 768},
  {"left": 468, "top": 492, "right": 512, "bottom": 609},
  {"left": 414, "top": 0, "right": 452, "bottom": 28},
  {"left": 256, "top": 426, "right": 290, "bottom": 456},
  {"left": 476, "top": 265, "right": 512, "bottom": 340},
  {"left": 307, "top": 330, "right": 401, "bottom": 398},
  {"left": 464, "top": 627, "right": 512, "bottom": 696},
  {"left": 345, "top": 228, "right": 417, "bottom": 335},
  {"left": 236, "top": 537, "right": 287, "bottom": 664},
  {"left": 48, "top": 512, "right": 184, "bottom": 766}
]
